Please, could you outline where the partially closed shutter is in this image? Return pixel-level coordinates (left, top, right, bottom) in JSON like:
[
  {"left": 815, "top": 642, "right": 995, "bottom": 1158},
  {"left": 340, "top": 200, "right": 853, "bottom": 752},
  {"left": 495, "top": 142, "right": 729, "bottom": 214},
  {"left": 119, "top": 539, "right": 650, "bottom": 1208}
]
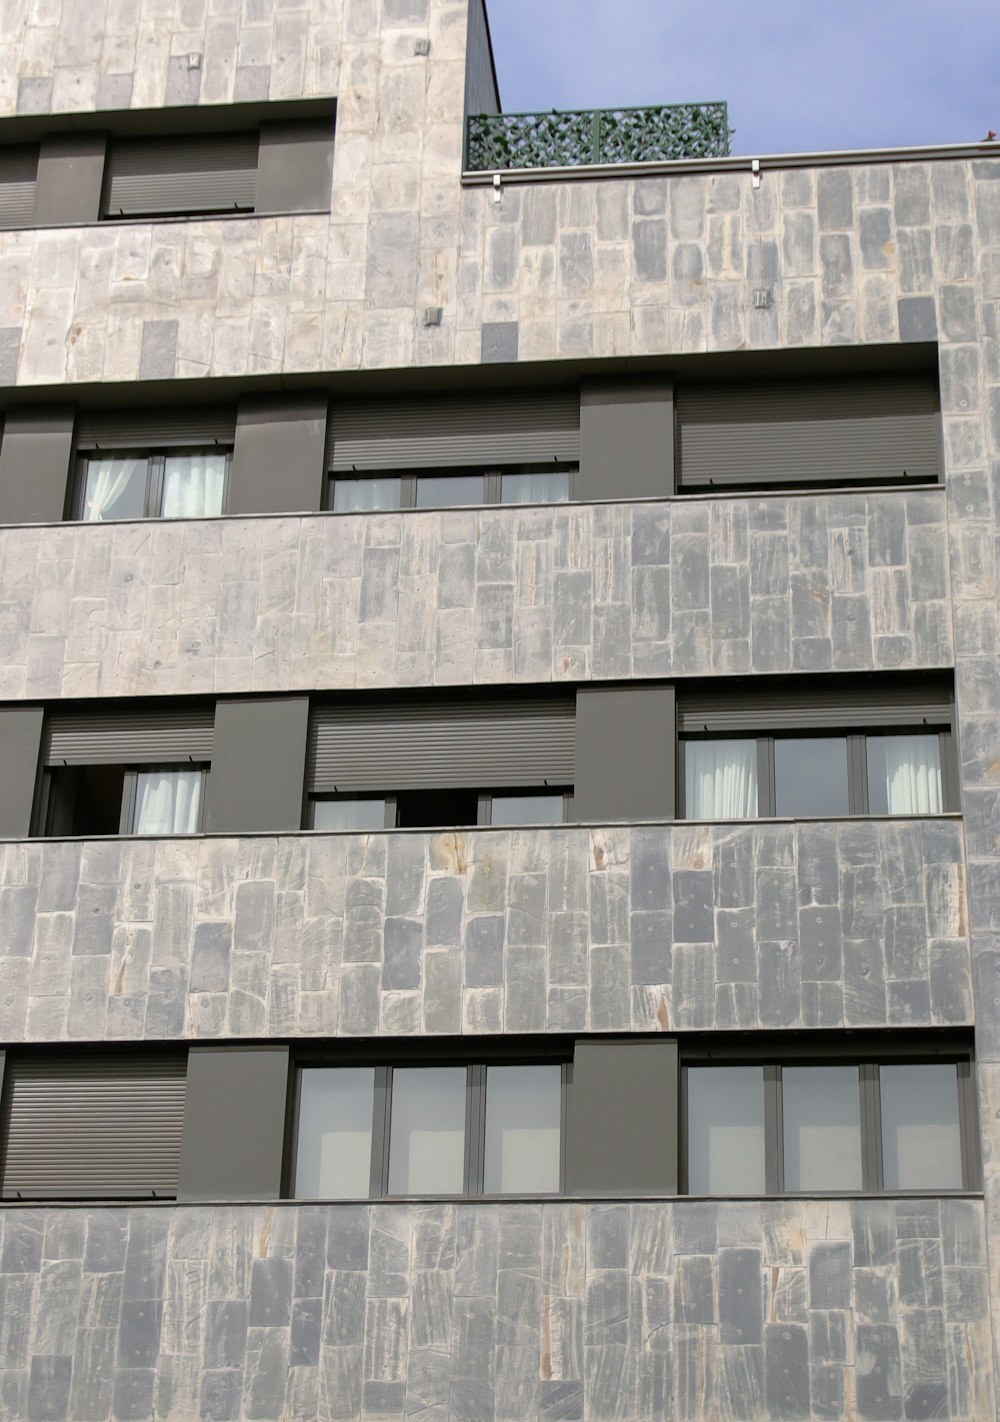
[
  {"left": 43, "top": 707, "right": 215, "bottom": 764},
  {"left": 309, "top": 696, "right": 576, "bottom": 790},
  {"left": 0, "top": 145, "right": 38, "bottom": 229},
  {"left": 677, "top": 680, "right": 953, "bottom": 732},
  {"left": 329, "top": 390, "right": 581, "bottom": 470},
  {"left": 1, "top": 1054, "right": 186, "bottom": 1198},
  {"left": 102, "top": 133, "right": 258, "bottom": 217},
  {"left": 76, "top": 406, "right": 237, "bottom": 450},
  {"left": 675, "top": 374, "right": 941, "bottom": 488}
]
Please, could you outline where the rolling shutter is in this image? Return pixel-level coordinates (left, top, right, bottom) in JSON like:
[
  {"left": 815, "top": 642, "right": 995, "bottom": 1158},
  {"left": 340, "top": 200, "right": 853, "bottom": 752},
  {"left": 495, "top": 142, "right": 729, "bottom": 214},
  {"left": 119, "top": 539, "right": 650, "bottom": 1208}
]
[
  {"left": 675, "top": 374, "right": 941, "bottom": 489},
  {"left": 677, "top": 680, "right": 953, "bottom": 733},
  {"left": 102, "top": 132, "right": 258, "bottom": 218},
  {"left": 0, "top": 1054, "right": 187, "bottom": 1198},
  {"left": 75, "top": 406, "right": 237, "bottom": 450},
  {"left": 0, "top": 144, "right": 38, "bottom": 229},
  {"left": 308, "top": 695, "right": 576, "bottom": 790},
  {"left": 329, "top": 389, "right": 580, "bottom": 470},
  {"left": 43, "top": 707, "right": 215, "bottom": 764}
]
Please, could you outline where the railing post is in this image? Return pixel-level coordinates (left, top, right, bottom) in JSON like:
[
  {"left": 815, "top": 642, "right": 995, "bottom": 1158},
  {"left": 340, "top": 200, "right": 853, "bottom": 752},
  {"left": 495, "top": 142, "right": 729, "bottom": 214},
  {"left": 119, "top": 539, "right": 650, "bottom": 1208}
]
[{"left": 591, "top": 109, "right": 601, "bottom": 164}]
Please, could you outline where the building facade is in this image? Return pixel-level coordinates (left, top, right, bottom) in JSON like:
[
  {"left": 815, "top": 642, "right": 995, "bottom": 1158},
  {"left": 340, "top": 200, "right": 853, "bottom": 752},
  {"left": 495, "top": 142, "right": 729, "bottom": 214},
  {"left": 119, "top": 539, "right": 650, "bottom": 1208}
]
[{"left": 0, "top": 2, "right": 996, "bottom": 1420}]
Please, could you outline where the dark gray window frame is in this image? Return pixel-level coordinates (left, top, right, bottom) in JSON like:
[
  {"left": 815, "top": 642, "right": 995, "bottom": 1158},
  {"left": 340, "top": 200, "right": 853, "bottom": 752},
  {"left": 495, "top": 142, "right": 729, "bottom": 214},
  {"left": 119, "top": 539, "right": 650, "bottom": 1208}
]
[
  {"left": 71, "top": 445, "right": 233, "bottom": 522},
  {"left": 289, "top": 1050, "right": 571, "bottom": 1200},
  {"left": 327, "top": 462, "right": 578, "bottom": 512},
  {"left": 307, "top": 788, "right": 573, "bottom": 830},
  {"left": 680, "top": 1038, "right": 979, "bottom": 1197},
  {"left": 37, "top": 760, "right": 209, "bottom": 837}
]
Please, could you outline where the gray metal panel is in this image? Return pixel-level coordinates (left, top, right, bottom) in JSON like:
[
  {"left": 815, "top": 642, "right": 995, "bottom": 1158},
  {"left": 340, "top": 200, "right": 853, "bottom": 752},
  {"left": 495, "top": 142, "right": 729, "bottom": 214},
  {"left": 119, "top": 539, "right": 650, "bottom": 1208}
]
[
  {"left": 43, "top": 706, "right": 215, "bottom": 764},
  {"left": 0, "top": 707, "right": 43, "bottom": 837},
  {"left": 102, "top": 132, "right": 258, "bottom": 217},
  {"left": 255, "top": 119, "right": 334, "bottom": 214},
  {"left": 75, "top": 406, "right": 237, "bottom": 450},
  {"left": 675, "top": 373, "right": 942, "bottom": 487},
  {"left": 205, "top": 697, "right": 309, "bottom": 832},
  {"left": 0, "top": 144, "right": 38, "bottom": 229},
  {"left": 229, "top": 394, "right": 329, "bottom": 514},
  {"left": 178, "top": 1046, "right": 289, "bottom": 1201},
  {"left": 579, "top": 378, "right": 673, "bottom": 500},
  {"left": 567, "top": 1039, "right": 678, "bottom": 1196},
  {"left": 32, "top": 134, "right": 107, "bottom": 226},
  {"left": 0, "top": 1054, "right": 187, "bottom": 1198},
  {"left": 308, "top": 695, "right": 576, "bottom": 791},
  {"left": 574, "top": 686, "right": 676, "bottom": 820},
  {"left": 677, "top": 680, "right": 954, "bottom": 732},
  {"left": 329, "top": 389, "right": 580, "bottom": 470},
  {"left": 0, "top": 406, "right": 76, "bottom": 524},
  {"left": 464, "top": 0, "right": 501, "bottom": 116}
]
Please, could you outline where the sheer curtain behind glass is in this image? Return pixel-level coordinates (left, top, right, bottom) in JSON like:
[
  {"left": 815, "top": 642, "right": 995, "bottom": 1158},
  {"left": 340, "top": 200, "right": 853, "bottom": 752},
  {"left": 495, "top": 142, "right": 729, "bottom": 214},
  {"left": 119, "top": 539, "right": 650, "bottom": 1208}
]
[
  {"left": 685, "top": 740, "right": 757, "bottom": 818},
  {"left": 83, "top": 456, "right": 147, "bottom": 521},
  {"left": 134, "top": 769, "right": 203, "bottom": 834},
  {"left": 868, "top": 734, "right": 942, "bottom": 814},
  {"left": 161, "top": 451, "right": 227, "bottom": 518}
]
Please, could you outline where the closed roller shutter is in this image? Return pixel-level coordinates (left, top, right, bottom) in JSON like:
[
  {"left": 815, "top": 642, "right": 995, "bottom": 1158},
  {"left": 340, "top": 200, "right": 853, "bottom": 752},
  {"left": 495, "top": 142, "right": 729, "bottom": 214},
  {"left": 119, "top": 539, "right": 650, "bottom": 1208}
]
[
  {"left": 76, "top": 406, "right": 237, "bottom": 450},
  {"left": 309, "top": 696, "right": 576, "bottom": 790},
  {"left": 675, "top": 374, "right": 941, "bottom": 489},
  {"left": 1, "top": 1054, "right": 187, "bottom": 1198},
  {"left": 677, "top": 680, "right": 953, "bottom": 732},
  {"left": 102, "top": 133, "right": 258, "bottom": 218},
  {"left": 0, "top": 144, "right": 38, "bottom": 229},
  {"left": 329, "top": 389, "right": 580, "bottom": 470},
  {"left": 43, "top": 707, "right": 215, "bottom": 764}
]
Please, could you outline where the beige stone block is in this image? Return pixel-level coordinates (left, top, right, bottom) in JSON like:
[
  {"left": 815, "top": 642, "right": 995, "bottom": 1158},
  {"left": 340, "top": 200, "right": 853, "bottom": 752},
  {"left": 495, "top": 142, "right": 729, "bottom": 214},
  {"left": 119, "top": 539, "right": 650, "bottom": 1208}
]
[
  {"left": 131, "top": 21, "right": 171, "bottom": 106},
  {"left": 51, "top": 62, "right": 100, "bottom": 110}
]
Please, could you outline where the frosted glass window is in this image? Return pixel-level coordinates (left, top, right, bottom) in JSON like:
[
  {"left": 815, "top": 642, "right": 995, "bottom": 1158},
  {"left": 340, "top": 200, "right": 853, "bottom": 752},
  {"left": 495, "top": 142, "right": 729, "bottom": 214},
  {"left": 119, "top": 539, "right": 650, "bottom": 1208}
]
[
  {"left": 500, "top": 470, "right": 571, "bottom": 504},
  {"left": 333, "top": 478, "right": 403, "bottom": 512},
  {"left": 82, "top": 456, "right": 147, "bottom": 521},
  {"left": 867, "top": 735, "right": 942, "bottom": 815},
  {"left": 687, "top": 1067, "right": 765, "bottom": 1194},
  {"left": 414, "top": 474, "right": 484, "bottom": 507},
  {"left": 484, "top": 1066, "right": 561, "bottom": 1193},
  {"left": 388, "top": 1068, "right": 466, "bottom": 1194},
  {"left": 133, "top": 769, "right": 202, "bottom": 834},
  {"left": 685, "top": 740, "right": 758, "bottom": 818},
  {"left": 296, "top": 1068, "right": 374, "bottom": 1198},
  {"left": 782, "top": 1066, "right": 862, "bottom": 1192},
  {"left": 313, "top": 798, "right": 387, "bottom": 831},
  {"left": 161, "top": 451, "right": 227, "bottom": 518},
  {"left": 880, "top": 1064, "right": 962, "bottom": 1190},
  {"left": 774, "top": 737, "right": 849, "bottom": 817},
  {"left": 489, "top": 794, "right": 564, "bottom": 825}
]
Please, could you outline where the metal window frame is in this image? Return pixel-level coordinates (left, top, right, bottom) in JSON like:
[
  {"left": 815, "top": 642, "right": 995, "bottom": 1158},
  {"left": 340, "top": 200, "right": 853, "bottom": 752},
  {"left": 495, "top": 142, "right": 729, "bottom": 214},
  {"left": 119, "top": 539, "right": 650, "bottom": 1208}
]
[
  {"left": 478, "top": 789, "right": 574, "bottom": 826},
  {"left": 72, "top": 446, "right": 234, "bottom": 521},
  {"left": 326, "top": 463, "right": 578, "bottom": 513},
  {"left": 308, "top": 793, "right": 398, "bottom": 830},
  {"left": 120, "top": 764, "right": 209, "bottom": 834}
]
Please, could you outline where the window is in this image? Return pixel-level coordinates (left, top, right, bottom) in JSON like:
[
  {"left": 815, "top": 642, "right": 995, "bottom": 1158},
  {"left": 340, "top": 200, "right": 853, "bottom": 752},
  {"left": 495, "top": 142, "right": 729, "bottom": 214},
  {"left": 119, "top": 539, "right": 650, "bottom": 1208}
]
[
  {"left": 0, "top": 144, "right": 38, "bottom": 231},
  {"left": 293, "top": 1060, "right": 565, "bottom": 1199},
  {"left": 309, "top": 789, "right": 571, "bottom": 830},
  {"left": 683, "top": 1051, "right": 976, "bottom": 1196},
  {"left": 331, "top": 464, "right": 574, "bottom": 511}
]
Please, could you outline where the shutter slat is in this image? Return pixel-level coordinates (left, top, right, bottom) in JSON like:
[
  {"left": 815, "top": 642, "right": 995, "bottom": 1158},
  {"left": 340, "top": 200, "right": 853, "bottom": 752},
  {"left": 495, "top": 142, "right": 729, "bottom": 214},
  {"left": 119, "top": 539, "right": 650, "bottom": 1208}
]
[
  {"left": 76, "top": 406, "right": 237, "bottom": 450},
  {"left": 104, "top": 134, "right": 258, "bottom": 218},
  {"left": 676, "top": 375, "right": 941, "bottom": 488},
  {"left": 677, "top": 682, "right": 953, "bottom": 732},
  {"left": 0, "top": 144, "right": 38, "bottom": 229},
  {"left": 309, "top": 697, "right": 576, "bottom": 790},
  {"left": 330, "top": 390, "right": 581, "bottom": 470},
  {"left": 43, "top": 708, "right": 215, "bottom": 764},
  {"left": 1, "top": 1055, "right": 186, "bottom": 1198}
]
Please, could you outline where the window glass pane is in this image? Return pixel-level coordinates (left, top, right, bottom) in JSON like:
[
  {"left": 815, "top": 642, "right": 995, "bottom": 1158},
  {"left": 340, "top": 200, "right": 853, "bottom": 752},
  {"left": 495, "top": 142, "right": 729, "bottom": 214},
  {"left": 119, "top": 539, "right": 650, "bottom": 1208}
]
[
  {"left": 312, "top": 798, "right": 387, "bottom": 831},
  {"left": 489, "top": 794, "right": 564, "bottom": 825},
  {"left": 295, "top": 1068, "right": 374, "bottom": 1198},
  {"left": 414, "top": 474, "right": 485, "bottom": 507},
  {"left": 867, "top": 735, "right": 943, "bottom": 815},
  {"left": 133, "top": 769, "right": 202, "bottom": 834},
  {"left": 684, "top": 740, "right": 758, "bottom": 818},
  {"left": 484, "top": 1065, "right": 561, "bottom": 1193},
  {"left": 880, "top": 1064, "right": 963, "bottom": 1190},
  {"left": 161, "top": 451, "right": 227, "bottom": 518},
  {"left": 500, "top": 470, "right": 572, "bottom": 504},
  {"left": 687, "top": 1067, "right": 765, "bottom": 1194},
  {"left": 773, "top": 737, "right": 849, "bottom": 817},
  {"left": 388, "top": 1067, "right": 466, "bottom": 1194},
  {"left": 782, "top": 1066, "right": 862, "bottom": 1191},
  {"left": 333, "top": 478, "right": 403, "bottom": 512},
  {"left": 82, "top": 456, "right": 147, "bottom": 521}
]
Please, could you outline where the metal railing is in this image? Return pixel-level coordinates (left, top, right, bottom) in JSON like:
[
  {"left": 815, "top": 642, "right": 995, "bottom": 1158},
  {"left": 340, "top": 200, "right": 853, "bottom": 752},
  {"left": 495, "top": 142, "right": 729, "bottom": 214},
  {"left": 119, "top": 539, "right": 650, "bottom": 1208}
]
[{"left": 465, "top": 101, "right": 732, "bottom": 172}]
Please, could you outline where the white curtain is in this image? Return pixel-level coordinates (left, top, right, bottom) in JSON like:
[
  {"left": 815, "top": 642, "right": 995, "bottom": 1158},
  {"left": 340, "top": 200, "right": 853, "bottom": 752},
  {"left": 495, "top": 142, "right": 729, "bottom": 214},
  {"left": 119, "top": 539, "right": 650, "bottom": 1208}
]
[
  {"left": 134, "top": 769, "right": 203, "bottom": 834},
  {"left": 161, "top": 452, "right": 227, "bottom": 518},
  {"left": 333, "top": 478, "right": 401, "bottom": 512},
  {"left": 880, "top": 734, "right": 942, "bottom": 814},
  {"left": 500, "top": 470, "right": 571, "bottom": 504},
  {"left": 685, "top": 739, "right": 758, "bottom": 818},
  {"left": 83, "top": 455, "right": 146, "bottom": 521}
]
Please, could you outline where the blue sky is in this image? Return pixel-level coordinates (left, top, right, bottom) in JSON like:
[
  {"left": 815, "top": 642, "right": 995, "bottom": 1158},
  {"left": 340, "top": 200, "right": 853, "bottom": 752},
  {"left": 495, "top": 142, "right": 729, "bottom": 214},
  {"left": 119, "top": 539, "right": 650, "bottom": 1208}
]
[{"left": 484, "top": 0, "right": 999, "bottom": 155}]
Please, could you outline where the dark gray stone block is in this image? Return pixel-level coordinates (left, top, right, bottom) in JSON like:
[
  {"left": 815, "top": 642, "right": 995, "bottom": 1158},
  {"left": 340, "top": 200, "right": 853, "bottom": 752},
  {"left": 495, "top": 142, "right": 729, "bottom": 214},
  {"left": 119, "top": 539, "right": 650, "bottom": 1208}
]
[
  {"left": 204, "top": 1302, "right": 248, "bottom": 1369},
  {"left": 809, "top": 1242, "right": 852, "bottom": 1310},
  {"left": 765, "top": 1322, "right": 810, "bottom": 1419},
  {"left": 27, "top": 1357, "right": 72, "bottom": 1422},
  {"left": 248, "top": 1258, "right": 293, "bottom": 1327},
  {"left": 480, "top": 322, "right": 518, "bottom": 363},
  {"left": 382, "top": 918, "right": 422, "bottom": 990},
  {"left": 718, "top": 1248, "right": 762, "bottom": 1344},
  {"left": 897, "top": 297, "right": 937, "bottom": 341},
  {"left": 117, "top": 1300, "right": 163, "bottom": 1368},
  {"left": 856, "top": 1323, "right": 903, "bottom": 1420}
]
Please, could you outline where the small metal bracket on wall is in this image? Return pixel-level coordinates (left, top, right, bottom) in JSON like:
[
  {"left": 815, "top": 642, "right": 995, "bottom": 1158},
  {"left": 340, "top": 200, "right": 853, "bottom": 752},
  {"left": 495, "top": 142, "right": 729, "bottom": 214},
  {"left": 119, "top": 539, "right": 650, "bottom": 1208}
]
[
  {"left": 751, "top": 158, "right": 761, "bottom": 189},
  {"left": 493, "top": 173, "right": 502, "bottom": 205}
]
